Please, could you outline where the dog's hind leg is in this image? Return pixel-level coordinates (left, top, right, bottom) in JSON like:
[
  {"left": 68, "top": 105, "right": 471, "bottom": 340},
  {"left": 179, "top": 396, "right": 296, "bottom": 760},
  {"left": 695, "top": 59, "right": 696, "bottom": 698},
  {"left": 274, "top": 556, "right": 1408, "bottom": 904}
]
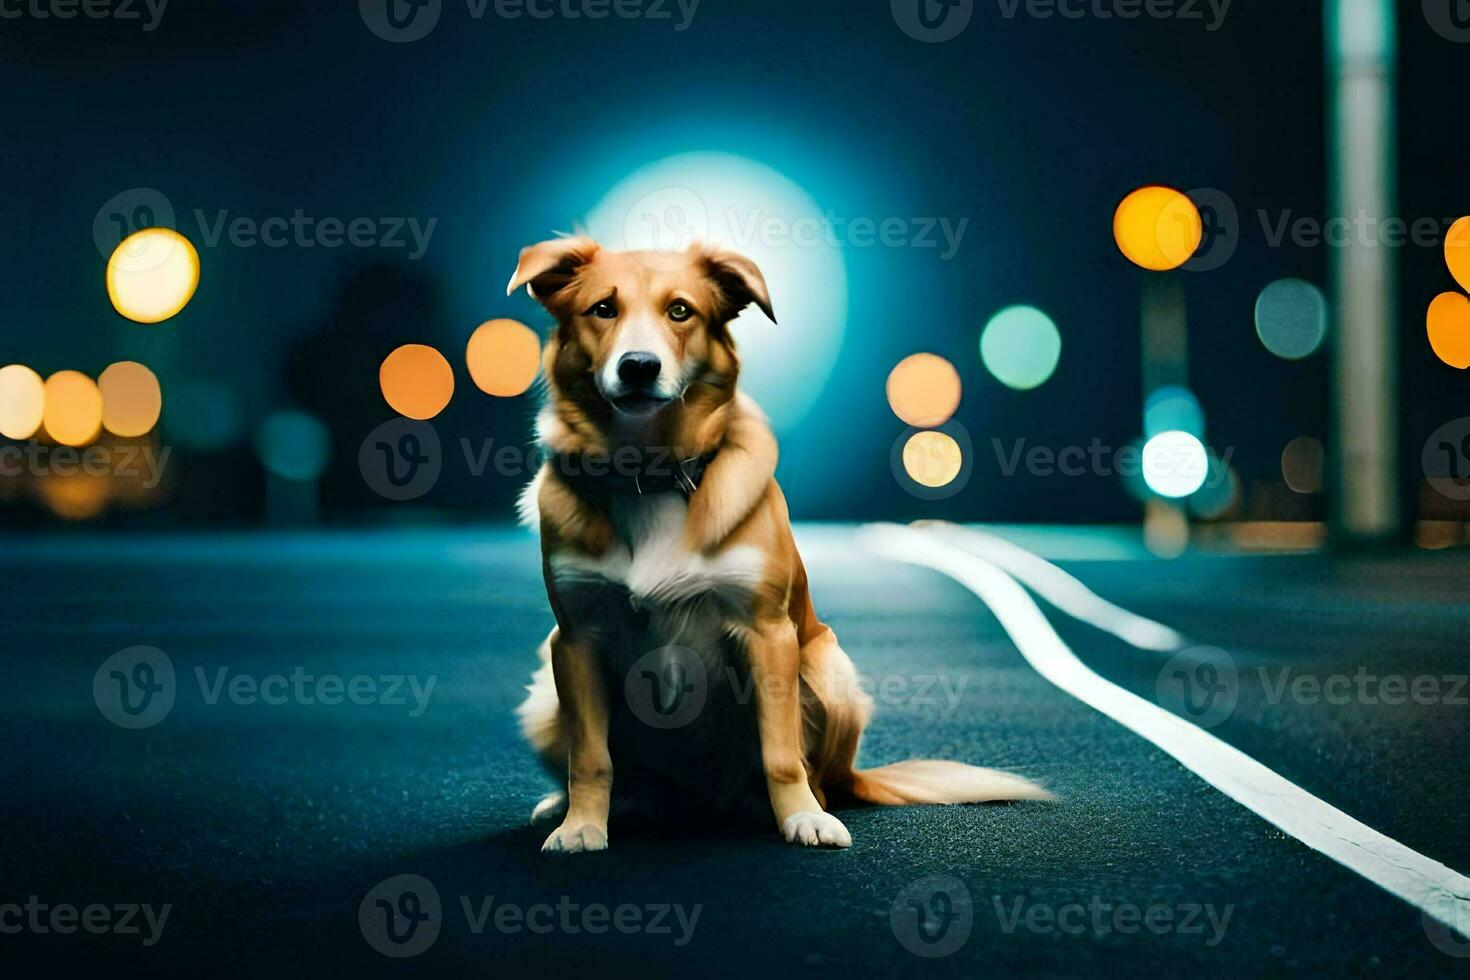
[{"left": 798, "top": 624, "right": 872, "bottom": 808}]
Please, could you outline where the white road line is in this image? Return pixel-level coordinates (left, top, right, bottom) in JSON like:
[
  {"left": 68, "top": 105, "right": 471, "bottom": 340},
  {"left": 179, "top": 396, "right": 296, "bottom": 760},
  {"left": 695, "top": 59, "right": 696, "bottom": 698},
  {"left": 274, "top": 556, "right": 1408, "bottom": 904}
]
[
  {"left": 860, "top": 522, "right": 1470, "bottom": 933},
  {"left": 920, "top": 522, "right": 1185, "bottom": 652}
]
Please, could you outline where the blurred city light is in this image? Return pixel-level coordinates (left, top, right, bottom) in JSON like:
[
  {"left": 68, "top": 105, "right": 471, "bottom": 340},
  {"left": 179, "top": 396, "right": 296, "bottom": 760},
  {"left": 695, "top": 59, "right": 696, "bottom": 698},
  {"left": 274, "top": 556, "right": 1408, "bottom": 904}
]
[
  {"left": 1113, "top": 186, "right": 1203, "bottom": 272},
  {"left": 980, "top": 305, "right": 1061, "bottom": 391},
  {"left": 98, "top": 361, "right": 162, "bottom": 438},
  {"left": 1282, "top": 436, "right": 1326, "bottom": 494},
  {"left": 0, "top": 364, "right": 46, "bottom": 440},
  {"left": 901, "top": 430, "right": 964, "bottom": 488},
  {"left": 1142, "top": 430, "right": 1208, "bottom": 498},
  {"left": 1446, "top": 216, "right": 1470, "bottom": 293},
  {"left": 163, "top": 378, "right": 244, "bottom": 452},
  {"left": 466, "top": 319, "right": 541, "bottom": 397},
  {"left": 254, "top": 410, "right": 331, "bottom": 482},
  {"left": 1143, "top": 500, "right": 1189, "bottom": 558},
  {"left": 1189, "top": 452, "right": 1240, "bottom": 520},
  {"left": 106, "top": 228, "right": 200, "bottom": 324},
  {"left": 886, "top": 353, "right": 961, "bottom": 428},
  {"left": 1144, "top": 384, "right": 1204, "bottom": 439},
  {"left": 41, "top": 370, "right": 102, "bottom": 447},
  {"left": 1426, "top": 292, "right": 1470, "bottom": 370},
  {"left": 380, "top": 344, "right": 455, "bottom": 420},
  {"left": 35, "top": 471, "right": 110, "bottom": 521},
  {"left": 1255, "top": 279, "right": 1328, "bottom": 360},
  {"left": 585, "top": 152, "right": 846, "bottom": 428}
]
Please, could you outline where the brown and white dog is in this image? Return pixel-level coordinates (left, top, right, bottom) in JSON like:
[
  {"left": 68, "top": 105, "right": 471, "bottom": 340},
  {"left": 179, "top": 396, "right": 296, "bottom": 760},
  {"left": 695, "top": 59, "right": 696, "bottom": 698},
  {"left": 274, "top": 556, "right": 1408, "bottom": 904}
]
[{"left": 510, "top": 236, "right": 1049, "bottom": 853}]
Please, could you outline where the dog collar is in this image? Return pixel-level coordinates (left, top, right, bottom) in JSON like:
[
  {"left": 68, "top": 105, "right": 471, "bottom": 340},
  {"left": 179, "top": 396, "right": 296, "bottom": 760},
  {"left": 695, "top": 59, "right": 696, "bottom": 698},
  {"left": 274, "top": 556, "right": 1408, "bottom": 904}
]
[{"left": 551, "top": 451, "right": 716, "bottom": 501}]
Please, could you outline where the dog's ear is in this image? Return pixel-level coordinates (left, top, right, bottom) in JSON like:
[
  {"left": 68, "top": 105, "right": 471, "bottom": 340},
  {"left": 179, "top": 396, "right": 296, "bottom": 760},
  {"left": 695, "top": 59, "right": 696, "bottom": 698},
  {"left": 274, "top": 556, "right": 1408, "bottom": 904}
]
[
  {"left": 506, "top": 237, "right": 600, "bottom": 305},
  {"left": 702, "top": 245, "right": 775, "bottom": 324}
]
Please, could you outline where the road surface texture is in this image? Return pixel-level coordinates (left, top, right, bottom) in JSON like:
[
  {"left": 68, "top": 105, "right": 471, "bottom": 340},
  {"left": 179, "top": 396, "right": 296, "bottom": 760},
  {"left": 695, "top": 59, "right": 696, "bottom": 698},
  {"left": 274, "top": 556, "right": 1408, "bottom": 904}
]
[{"left": 1, "top": 525, "right": 1467, "bottom": 976}]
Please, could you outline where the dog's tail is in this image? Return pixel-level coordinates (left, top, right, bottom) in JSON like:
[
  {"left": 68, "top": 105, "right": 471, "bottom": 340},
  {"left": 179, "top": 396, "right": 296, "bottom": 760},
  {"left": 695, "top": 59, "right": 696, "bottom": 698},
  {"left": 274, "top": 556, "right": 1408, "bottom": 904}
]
[{"left": 840, "top": 760, "right": 1053, "bottom": 806}]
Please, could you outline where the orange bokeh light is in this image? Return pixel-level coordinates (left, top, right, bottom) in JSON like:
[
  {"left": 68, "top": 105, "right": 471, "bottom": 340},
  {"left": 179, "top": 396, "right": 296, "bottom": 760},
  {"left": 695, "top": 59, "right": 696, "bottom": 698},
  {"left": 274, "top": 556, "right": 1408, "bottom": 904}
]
[
  {"left": 1426, "top": 292, "right": 1470, "bottom": 370},
  {"left": 466, "top": 319, "right": 541, "bottom": 397},
  {"left": 99, "top": 361, "right": 163, "bottom": 437},
  {"left": 42, "top": 370, "right": 103, "bottom": 447},
  {"left": 1113, "top": 185, "right": 1203, "bottom": 272},
  {"left": 380, "top": 344, "right": 455, "bottom": 420},
  {"left": 886, "top": 353, "right": 962, "bottom": 428}
]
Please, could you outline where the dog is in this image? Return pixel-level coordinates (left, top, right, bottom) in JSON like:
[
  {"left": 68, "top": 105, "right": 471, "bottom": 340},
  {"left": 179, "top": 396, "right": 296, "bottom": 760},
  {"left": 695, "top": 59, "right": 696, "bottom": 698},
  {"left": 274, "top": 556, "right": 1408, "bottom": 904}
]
[{"left": 509, "top": 236, "right": 1050, "bottom": 853}]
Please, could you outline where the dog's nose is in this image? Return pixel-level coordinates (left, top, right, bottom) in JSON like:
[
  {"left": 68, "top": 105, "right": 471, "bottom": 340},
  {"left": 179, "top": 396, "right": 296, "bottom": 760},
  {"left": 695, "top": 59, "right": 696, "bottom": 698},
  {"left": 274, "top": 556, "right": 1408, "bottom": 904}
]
[{"left": 617, "top": 351, "right": 662, "bottom": 388}]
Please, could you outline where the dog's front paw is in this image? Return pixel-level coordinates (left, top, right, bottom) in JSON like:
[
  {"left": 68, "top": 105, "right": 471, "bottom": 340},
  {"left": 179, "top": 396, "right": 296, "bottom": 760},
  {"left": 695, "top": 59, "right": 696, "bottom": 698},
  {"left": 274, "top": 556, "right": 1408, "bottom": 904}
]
[
  {"left": 780, "top": 811, "right": 852, "bottom": 849},
  {"left": 542, "top": 822, "right": 609, "bottom": 854}
]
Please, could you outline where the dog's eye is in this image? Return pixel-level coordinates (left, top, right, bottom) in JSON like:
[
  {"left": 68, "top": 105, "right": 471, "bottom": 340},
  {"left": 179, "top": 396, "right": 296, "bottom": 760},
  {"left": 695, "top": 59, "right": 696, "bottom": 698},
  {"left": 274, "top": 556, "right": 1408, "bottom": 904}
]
[
  {"left": 586, "top": 300, "right": 618, "bottom": 320},
  {"left": 668, "top": 302, "right": 693, "bottom": 322}
]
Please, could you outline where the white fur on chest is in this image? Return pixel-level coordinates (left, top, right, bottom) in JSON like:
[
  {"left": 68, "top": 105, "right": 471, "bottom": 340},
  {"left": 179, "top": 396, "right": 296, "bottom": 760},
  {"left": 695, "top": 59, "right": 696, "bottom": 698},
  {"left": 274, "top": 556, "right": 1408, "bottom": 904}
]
[{"left": 549, "top": 494, "right": 765, "bottom": 606}]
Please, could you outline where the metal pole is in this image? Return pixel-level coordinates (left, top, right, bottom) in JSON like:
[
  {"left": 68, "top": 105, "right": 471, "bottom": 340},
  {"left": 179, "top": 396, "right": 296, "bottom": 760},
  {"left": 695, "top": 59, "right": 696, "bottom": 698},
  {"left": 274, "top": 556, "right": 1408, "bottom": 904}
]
[{"left": 1327, "top": 0, "right": 1400, "bottom": 544}]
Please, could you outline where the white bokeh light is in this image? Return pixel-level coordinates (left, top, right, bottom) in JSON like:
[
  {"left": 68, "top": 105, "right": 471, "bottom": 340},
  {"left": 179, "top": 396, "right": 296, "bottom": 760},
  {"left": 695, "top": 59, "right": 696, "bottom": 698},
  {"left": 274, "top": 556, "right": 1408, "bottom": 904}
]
[
  {"left": 585, "top": 152, "right": 847, "bottom": 428},
  {"left": 1142, "top": 430, "right": 1208, "bottom": 499}
]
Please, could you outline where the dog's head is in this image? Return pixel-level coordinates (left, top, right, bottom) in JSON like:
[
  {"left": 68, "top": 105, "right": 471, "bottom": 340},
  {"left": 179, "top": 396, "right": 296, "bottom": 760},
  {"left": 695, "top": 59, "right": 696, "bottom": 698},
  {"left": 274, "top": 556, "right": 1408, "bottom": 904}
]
[{"left": 507, "top": 238, "right": 774, "bottom": 418}]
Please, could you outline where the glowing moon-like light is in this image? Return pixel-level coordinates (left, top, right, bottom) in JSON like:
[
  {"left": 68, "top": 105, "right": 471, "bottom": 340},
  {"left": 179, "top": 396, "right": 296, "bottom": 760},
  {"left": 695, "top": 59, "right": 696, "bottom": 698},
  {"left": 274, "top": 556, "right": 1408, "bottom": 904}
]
[{"left": 585, "top": 152, "right": 847, "bottom": 428}]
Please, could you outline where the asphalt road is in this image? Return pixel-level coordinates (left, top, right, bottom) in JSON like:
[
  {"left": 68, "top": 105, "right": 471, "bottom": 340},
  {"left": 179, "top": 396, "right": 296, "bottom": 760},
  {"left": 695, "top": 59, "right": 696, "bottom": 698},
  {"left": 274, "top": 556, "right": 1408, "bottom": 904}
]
[{"left": 1, "top": 526, "right": 1466, "bottom": 977}]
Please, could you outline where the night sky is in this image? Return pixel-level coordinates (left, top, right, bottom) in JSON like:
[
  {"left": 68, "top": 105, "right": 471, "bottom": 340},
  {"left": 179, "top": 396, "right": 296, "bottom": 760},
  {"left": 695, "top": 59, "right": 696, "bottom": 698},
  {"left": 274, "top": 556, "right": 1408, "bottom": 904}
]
[{"left": 1, "top": 1, "right": 1465, "bottom": 524}]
